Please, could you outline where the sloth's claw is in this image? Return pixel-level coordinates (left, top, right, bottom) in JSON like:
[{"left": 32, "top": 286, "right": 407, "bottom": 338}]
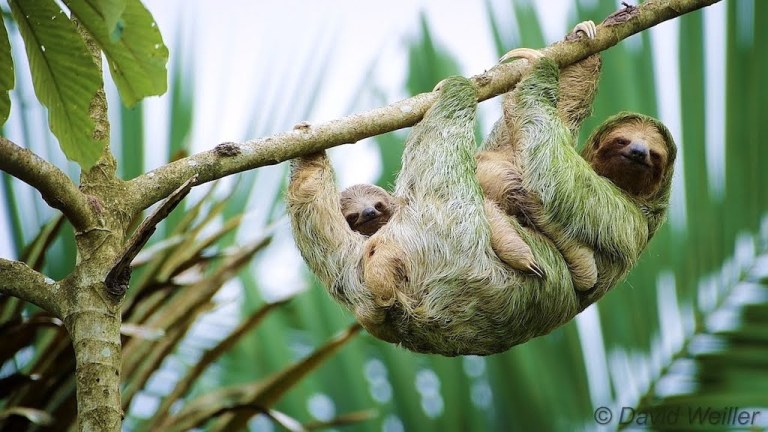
[
  {"left": 500, "top": 47, "right": 544, "bottom": 64},
  {"left": 572, "top": 20, "right": 597, "bottom": 39}
]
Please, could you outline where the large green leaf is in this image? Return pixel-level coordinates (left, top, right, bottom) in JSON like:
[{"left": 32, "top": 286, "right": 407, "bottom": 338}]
[
  {"left": 8, "top": 0, "right": 103, "bottom": 168},
  {"left": 0, "top": 15, "right": 14, "bottom": 126},
  {"left": 93, "top": 0, "right": 127, "bottom": 35},
  {"left": 65, "top": 0, "right": 168, "bottom": 106}
]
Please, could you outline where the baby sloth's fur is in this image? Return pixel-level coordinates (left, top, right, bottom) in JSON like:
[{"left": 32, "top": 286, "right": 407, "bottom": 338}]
[
  {"left": 341, "top": 185, "right": 543, "bottom": 277},
  {"left": 287, "top": 56, "right": 676, "bottom": 356}
]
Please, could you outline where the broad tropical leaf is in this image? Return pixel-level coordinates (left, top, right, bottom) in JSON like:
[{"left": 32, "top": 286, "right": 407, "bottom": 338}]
[
  {"left": 90, "top": 0, "right": 127, "bottom": 36},
  {"left": 8, "top": 0, "right": 103, "bottom": 168},
  {"left": 64, "top": 0, "right": 168, "bottom": 107},
  {"left": 0, "top": 14, "right": 13, "bottom": 126}
]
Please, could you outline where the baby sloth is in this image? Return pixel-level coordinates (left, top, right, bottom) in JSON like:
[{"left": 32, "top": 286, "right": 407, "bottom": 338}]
[
  {"left": 340, "top": 184, "right": 395, "bottom": 236},
  {"left": 341, "top": 184, "right": 544, "bottom": 277}
]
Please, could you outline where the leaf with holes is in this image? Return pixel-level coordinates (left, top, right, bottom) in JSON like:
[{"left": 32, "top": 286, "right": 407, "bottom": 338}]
[
  {"left": 65, "top": 0, "right": 168, "bottom": 107},
  {"left": 9, "top": 0, "right": 103, "bottom": 169}
]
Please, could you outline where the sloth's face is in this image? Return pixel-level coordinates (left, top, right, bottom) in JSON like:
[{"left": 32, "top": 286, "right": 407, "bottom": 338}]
[
  {"left": 340, "top": 185, "right": 394, "bottom": 236},
  {"left": 592, "top": 121, "right": 669, "bottom": 200}
]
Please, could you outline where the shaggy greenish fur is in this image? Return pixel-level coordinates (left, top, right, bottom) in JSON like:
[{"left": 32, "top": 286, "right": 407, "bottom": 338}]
[
  {"left": 287, "top": 59, "right": 676, "bottom": 355},
  {"left": 288, "top": 76, "right": 581, "bottom": 356},
  {"left": 513, "top": 59, "right": 676, "bottom": 307},
  {"left": 478, "top": 52, "right": 603, "bottom": 291}
]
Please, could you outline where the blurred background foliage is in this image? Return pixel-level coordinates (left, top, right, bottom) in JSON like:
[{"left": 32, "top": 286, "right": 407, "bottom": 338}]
[{"left": 1, "top": 0, "right": 768, "bottom": 431}]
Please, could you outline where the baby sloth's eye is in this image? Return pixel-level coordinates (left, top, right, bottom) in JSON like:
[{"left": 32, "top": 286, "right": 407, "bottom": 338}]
[
  {"left": 345, "top": 213, "right": 358, "bottom": 225},
  {"left": 614, "top": 138, "right": 630, "bottom": 147},
  {"left": 650, "top": 151, "right": 661, "bottom": 163},
  {"left": 374, "top": 202, "right": 385, "bottom": 211}
]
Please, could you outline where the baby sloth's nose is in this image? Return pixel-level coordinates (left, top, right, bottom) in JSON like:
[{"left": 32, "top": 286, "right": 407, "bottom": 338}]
[{"left": 362, "top": 207, "right": 378, "bottom": 220}]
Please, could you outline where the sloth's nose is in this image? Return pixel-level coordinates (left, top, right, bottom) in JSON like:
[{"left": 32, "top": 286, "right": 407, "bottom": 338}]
[
  {"left": 362, "top": 208, "right": 378, "bottom": 220},
  {"left": 627, "top": 141, "right": 648, "bottom": 162}
]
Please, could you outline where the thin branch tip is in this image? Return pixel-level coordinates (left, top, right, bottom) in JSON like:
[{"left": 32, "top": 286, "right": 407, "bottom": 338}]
[{"left": 125, "top": 0, "right": 719, "bottom": 211}]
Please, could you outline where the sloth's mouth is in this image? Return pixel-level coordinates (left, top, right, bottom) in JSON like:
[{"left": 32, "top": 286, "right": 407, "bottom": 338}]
[
  {"left": 359, "top": 217, "right": 383, "bottom": 229},
  {"left": 356, "top": 217, "right": 386, "bottom": 236},
  {"left": 620, "top": 154, "right": 651, "bottom": 167},
  {"left": 359, "top": 214, "right": 379, "bottom": 224}
]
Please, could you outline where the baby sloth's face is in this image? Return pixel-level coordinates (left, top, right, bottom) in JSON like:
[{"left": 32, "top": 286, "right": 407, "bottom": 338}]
[{"left": 340, "top": 184, "right": 395, "bottom": 236}]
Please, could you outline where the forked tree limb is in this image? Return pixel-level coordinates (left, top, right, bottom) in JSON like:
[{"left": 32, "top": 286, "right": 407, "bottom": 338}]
[
  {"left": 122, "top": 0, "right": 718, "bottom": 213},
  {"left": 104, "top": 175, "right": 196, "bottom": 297},
  {"left": 0, "top": 137, "right": 95, "bottom": 231}
]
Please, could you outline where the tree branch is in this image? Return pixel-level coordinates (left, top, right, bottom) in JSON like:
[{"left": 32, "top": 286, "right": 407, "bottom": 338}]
[
  {"left": 0, "top": 137, "right": 95, "bottom": 231},
  {"left": 125, "top": 0, "right": 721, "bottom": 213},
  {"left": 105, "top": 175, "right": 195, "bottom": 297},
  {"left": 0, "top": 258, "right": 63, "bottom": 317}
]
